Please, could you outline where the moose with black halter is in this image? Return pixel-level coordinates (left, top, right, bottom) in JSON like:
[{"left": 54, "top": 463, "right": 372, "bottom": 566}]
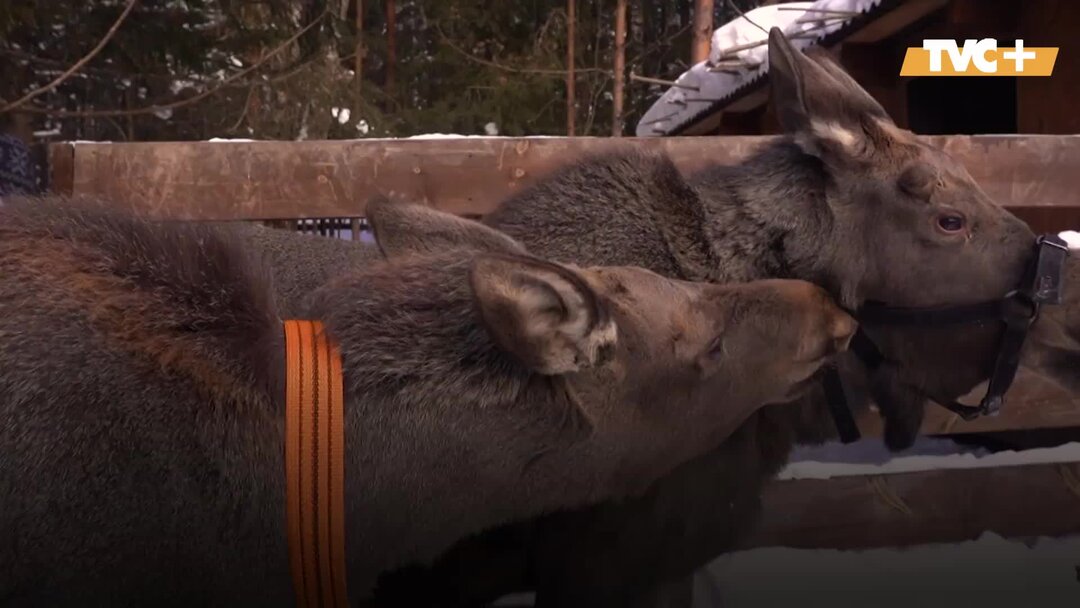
[{"left": 824, "top": 233, "right": 1071, "bottom": 444}]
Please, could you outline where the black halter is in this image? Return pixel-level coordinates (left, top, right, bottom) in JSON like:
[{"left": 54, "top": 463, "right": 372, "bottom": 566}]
[{"left": 823, "top": 233, "right": 1071, "bottom": 443}]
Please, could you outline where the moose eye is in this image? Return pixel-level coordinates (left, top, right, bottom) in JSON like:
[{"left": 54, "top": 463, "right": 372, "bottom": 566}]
[{"left": 936, "top": 213, "right": 966, "bottom": 234}]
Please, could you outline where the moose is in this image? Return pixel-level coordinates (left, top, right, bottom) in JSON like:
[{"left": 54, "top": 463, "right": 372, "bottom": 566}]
[
  {"left": 0, "top": 197, "right": 857, "bottom": 605},
  {"left": 361, "top": 29, "right": 1038, "bottom": 607}
]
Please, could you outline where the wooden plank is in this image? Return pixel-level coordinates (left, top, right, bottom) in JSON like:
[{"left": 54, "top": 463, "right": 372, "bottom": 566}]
[
  {"left": 58, "top": 137, "right": 766, "bottom": 220},
  {"left": 52, "top": 135, "right": 1080, "bottom": 221},
  {"left": 742, "top": 460, "right": 1080, "bottom": 550},
  {"left": 47, "top": 141, "right": 74, "bottom": 196}
]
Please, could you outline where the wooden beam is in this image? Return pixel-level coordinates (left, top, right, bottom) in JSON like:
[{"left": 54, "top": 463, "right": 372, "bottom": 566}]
[
  {"left": 48, "top": 141, "right": 74, "bottom": 196},
  {"left": 742, "top": 460, "right": 1080, "bottom": 551},
  {"left": 51, "top": 135, "right": 1080, "bottom": 221}
]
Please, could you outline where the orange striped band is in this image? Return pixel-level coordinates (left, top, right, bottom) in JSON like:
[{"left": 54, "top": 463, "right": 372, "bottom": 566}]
[{"left": 284, "top": 320, "right": 348, "bottom": 607}]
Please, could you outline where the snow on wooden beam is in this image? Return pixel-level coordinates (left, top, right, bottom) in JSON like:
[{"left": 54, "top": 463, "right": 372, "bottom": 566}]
[
  {"left": 742, "top": 453, "right": 1080, "bottom": 550},
  {"left": 48, "top": 135, "right": 1080, "bottom": 225}
]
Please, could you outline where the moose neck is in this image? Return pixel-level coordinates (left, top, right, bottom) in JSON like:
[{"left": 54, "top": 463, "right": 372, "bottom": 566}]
[
  {"left": 694, "top": 139, "right": 861, "bottom": 308},
  {"left": 306, "top": 257, "right": 625, "bottom": 596}
]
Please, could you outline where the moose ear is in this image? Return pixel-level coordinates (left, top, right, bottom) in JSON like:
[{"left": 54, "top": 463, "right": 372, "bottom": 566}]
[
  {"left": 767, "top": 28, "right": 895, "bottom": 163},
  {"left": 469, "top": 253, "right": 617, "bottom": 375},
  {"left": 367, "top": 197, "right": 527, "bottom": 259}
]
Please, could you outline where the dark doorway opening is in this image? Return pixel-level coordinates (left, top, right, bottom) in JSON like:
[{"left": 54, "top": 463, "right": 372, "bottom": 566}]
[{"left": 906, "top": 76, "right": 1017, "bottom": 135}]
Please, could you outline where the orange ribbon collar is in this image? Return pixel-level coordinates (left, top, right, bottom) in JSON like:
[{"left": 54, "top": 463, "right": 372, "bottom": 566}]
[{"left": 284, "top": 320, "right": 348, "bottom": 607}]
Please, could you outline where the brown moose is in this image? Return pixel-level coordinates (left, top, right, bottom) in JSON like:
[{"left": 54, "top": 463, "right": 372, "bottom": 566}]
[
  {"left": 0, "top": 197, "right": 855, "bottom": 605},
  {"left": 369, "top": 28, "right": 1037, "bottom": 607}
]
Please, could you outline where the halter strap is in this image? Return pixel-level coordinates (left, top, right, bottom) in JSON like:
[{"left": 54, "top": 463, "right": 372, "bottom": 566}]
[
  {"left": 850, "top": 234, "right": 1069, "bottom": 421},
  {"left": 284, "top": 320, "right": 349, "bottom": 608}
]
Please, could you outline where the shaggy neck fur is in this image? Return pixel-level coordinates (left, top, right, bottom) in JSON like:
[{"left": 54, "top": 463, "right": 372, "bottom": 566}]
[{"left": 693, "top": 139, "right": 864, "bottom": 308}]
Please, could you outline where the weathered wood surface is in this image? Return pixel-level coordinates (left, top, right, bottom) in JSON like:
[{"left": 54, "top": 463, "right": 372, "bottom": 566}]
[
  {"left": 743, "top": 460, "right": 1080, "bottom": 551},
  {"left": 50, "top": 135, "right": 1080, "bottom": 222}
]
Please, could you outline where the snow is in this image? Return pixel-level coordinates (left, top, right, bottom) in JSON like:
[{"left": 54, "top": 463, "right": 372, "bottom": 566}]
[
  {"left": 1058, "top": 230, "right": 1080, "bottom": 250},
  {"left": 779, "top": 441, "right": 1080, "bottom": 480},
  {"left": 692, "top": 532, "right": 1080, "bottom": 607},
  {"left": 708, "top": 3, "right": 815, "bottom": 68},
  {"left": 331, "top": 107, "right": 351, "bottom": 124},
  {"left": 402, "top": 133, "right": 510, "bottom": 140},
  {"left": 170, "top": 79, "right": 197, "bottom": 95},
  {"left": 64, "top": 134, "right": 567, "bottom": 145},
  {"left": 33, "top": 128, "right": 62, "bottom": 138},
  {"left": 636, "top": 0, "right": 887, "bottom": 136},
  {"left": 494, "top": 532, "right": 1080, "bottom": 606}
]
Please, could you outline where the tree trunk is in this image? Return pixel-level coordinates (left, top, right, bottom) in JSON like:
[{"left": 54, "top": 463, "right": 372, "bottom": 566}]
[
  {"left": 612, "top": 0, "right": 627, "bottom": 136},
  {"left": 385, "top": 0, "right": 396, "bottom": 102},
  {"left": 355, "top": 0, "right": 363, "bottom": 106},
  {"left": 566, "top": 0, "right": 576, "bottom": 136},
  {"left": 692, "top": 0, "right": 714, "bottom": 64}
]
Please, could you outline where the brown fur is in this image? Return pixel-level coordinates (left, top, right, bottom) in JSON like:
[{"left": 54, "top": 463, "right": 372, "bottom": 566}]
[
  {"left": 368, "top": 31, "right": 1036, "bottom": 607},
  {"left": 0, "top": 197, "right": 854, "bottom": 605},
  {"left": 227, "top": 220, "right": 382, "bottom": 317}
]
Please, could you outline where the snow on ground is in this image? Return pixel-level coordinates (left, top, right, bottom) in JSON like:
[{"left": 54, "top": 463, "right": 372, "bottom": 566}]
[
  {"left": 782, "top": 440, "right": 1080, "bottom": 480},
  {"left": 692, "top": 532, "right": 1080, "bottom": 607},
  {"left": 494, "top": 532, "right": 1080, "bottom": 607}
]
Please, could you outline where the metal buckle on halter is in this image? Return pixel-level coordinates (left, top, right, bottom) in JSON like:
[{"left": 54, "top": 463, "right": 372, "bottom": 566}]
[{"left": 1030, "top": 234, "right": 1069, "bottom": 305}]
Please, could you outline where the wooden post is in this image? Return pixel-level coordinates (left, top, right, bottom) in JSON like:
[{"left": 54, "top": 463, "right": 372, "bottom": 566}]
[
  {"left": 566, "top": 0, "right": 576, "bottom": 136},
  {"left": 693, "top": 0, "right": 715, "bottom": 64},
  {"left": 612, "top": 0, "right": 627, "bottom": 136}
]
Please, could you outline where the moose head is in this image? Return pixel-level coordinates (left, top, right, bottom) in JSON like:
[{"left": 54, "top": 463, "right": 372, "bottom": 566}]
[{"left": 765, "top": 28, "right": 1036, "bottom": 448}]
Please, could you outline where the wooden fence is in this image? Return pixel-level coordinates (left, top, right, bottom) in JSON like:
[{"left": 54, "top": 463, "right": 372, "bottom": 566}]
[{"left": 46, "top": 135, "right": 1080, "bottom": 549}]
